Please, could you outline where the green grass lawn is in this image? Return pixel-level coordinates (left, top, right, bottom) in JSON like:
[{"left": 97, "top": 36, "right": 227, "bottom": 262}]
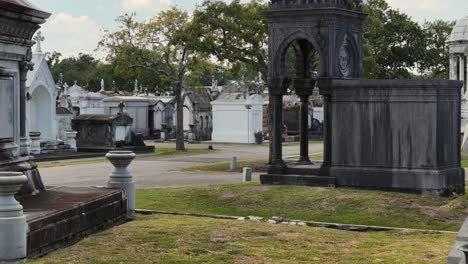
[
  {"left": 38, "top": 147, "right": 215, "bottom": 169},
  {"left": 30, "top": 214, "right": 454, "bottom": 264},
  {"left": 184, "top": 158, "right": 269, "bottom": 173},
  {"left": 136, "top": 182, "right": 468, "bottom": 232}
]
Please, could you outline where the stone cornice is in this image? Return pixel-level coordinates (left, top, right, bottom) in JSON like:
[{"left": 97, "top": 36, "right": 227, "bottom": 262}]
[{"left": 0, "top": 0, "right": 50, "bottom": 47}]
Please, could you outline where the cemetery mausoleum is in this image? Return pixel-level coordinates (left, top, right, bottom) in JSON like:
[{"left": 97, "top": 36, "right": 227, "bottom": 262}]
[{"left": 261, "top": 0, "right": 465, "bottom": 196}]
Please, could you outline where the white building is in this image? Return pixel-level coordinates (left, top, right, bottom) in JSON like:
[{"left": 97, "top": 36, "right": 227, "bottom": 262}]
[
  {"left": 26, "top": 37, "right": 58, "bottom": 141},
  {"left": 103, "top": 96, "right": 151, "bottom": 136},
  {"left": 211, "top": 83, "right": 264, "bottom": 143},
  {"left": 67, "top": 82, "right": 107, "bottom": 115},
  {"left": 448, "top": 16, "right": 468, "bottom": 130}
]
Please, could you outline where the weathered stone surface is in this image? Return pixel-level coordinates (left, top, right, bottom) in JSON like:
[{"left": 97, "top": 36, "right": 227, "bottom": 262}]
[
  {"left": 21, "top": 187, "right": 127, "bottom": 258},
  {"left": 321, "top": 79, "right": 464, "bottom": 196},
  {"left": 72, "top": 114, "right": 133, "bottom": 148}
]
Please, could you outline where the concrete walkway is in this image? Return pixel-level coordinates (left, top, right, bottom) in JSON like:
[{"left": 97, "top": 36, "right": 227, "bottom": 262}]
[{"left": 39, "top": 142, "right": 323, "bottom": 189}]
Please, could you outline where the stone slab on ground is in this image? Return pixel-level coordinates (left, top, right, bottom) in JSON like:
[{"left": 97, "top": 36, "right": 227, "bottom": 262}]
[
  {"left": 448, "top": 218, "right": 468, "bottom": 264},
  {"left": 20, "top": 187, "right": 128, "bottom": 258}
]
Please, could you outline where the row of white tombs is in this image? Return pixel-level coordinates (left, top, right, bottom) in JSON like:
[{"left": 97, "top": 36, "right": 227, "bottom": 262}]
[{"left": 28, "top": 80, "right": 324, "bottom": 155}]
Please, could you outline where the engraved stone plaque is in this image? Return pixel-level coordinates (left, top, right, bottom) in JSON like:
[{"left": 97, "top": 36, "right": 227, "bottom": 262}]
[{"left": 0, "top": 75, "right": 14, "bottom": 141}]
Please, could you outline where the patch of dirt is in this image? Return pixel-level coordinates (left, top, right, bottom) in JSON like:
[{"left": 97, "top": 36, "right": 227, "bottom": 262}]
[
  {"left": 221, "top": 192, "right": 240, "bottom": 199},
  {"left": 234, "top": 256, "right": 259, "bottom": 264},
  {"left": 277, "top": 232, "right": 304, "bottom": 238},
  {"left": 209, "top": 228, "right": 239, "bottom": 243},
  {"left": 236, "top": 162, "right": 268, "bottom": 173},
  {"left": 320, "top": 240, "right": 347, "bottom": 245}
]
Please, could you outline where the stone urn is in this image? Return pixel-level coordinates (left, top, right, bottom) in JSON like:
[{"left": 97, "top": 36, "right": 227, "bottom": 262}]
[
  {"left": 64, "top": 130, "right": 78, "bottom": 151},
  {"left": 29, "top": 131, "right": 41, "bottom": 155},
  {"left": 105, "top": 151, "right": 136, "bottom": 219},
  {"left": 0, "top": 172, "right": 28, "bottom": 262}
]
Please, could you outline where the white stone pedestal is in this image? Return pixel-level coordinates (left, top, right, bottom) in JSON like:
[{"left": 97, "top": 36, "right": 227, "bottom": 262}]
[
  {"left": 0, "top": 172, "right": 28, "bottom": 263},
  {"left": 19, "top": 137, "right": 30, "bottom": 157},
  {"left": 106, "top": 151, "right": 136, "bottom": 219},
  {"left": 29, "top": 131, "right": 41, "bottom": 155},
  {"left": 64, "top": 130, "right": 77, "bottom": 152}
]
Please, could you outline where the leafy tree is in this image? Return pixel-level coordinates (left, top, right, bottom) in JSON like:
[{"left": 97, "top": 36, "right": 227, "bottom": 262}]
[
  {"left": 420, "top": 20, "right": 456, "bottom": 79},
  {"left": 45, "top": 51, "right": 62, "bottom": 69},
  {"left": 99, "top": 8, "right": 205, "bottom": 151},
  {"left": 363, "top": 0, "right": 427, "bottom": 79},
  {"left": 191, "top": 0, "right": 268, "bottom": 81}
]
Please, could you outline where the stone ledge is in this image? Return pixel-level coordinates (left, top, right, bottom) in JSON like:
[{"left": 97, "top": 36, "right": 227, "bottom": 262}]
[{"left": 20, "top": 187, "right": 128, "bottom": 258}]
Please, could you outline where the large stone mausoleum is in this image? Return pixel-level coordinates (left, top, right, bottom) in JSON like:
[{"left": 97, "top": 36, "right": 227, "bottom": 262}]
[
  {"left": 260, "top": 0, "right": 464, "bottom": 196},
  {"left": 0, "top": 1, "right": 129, "bottom": 261}
]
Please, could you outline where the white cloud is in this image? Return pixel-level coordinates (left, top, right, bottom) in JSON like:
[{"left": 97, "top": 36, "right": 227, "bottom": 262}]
[
  {"left": 386, "top": 0, "right": 449, "bottom": 13},
  {"left": 37, "top": 13, "right": 104, "bottom": 58},
  {"left": 120, "top": 0, "right": 170, "bottom": 12}
]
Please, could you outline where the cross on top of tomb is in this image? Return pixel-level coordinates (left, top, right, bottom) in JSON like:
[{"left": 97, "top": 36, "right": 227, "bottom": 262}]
[{"left": 33, "top": 31, "right": 45, "bottom": 53}]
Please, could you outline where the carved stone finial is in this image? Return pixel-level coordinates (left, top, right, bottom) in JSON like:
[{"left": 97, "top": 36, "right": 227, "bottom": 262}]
[{"left": 33, "top": 31, "right": 45, "bottom": 53}]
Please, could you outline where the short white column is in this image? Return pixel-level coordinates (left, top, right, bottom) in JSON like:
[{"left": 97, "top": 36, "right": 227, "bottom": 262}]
[
  {"left": 106, "top": 151, "right": 136, "bottom": 219},
  {"left": 64, "top": 130, "right": 77, "bottom": 152},
  {"left": 450, "top": 55, "right": 456, "bottom": 80},
  {"left": 0, "top": 172, "right": 28, "bottom": 263},
  {"left": 460, "top": 56, "right": 465, "bottom": 92}
]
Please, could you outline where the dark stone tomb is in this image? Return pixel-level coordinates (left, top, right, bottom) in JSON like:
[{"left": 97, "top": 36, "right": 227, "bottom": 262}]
[
  {"left": 72, "top": 113, "right": 155, "bottom": 153},
  {"left": 260, "top": 0, "right": 464, "bottom": 196}
]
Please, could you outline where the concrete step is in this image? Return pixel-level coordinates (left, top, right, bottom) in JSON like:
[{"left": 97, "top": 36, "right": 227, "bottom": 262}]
[
  {"left": 286, "top": 166, "right": 321, "bottom": 175},
  {"left": 260, "top": 174, "right": 336, "bottom": 187}
]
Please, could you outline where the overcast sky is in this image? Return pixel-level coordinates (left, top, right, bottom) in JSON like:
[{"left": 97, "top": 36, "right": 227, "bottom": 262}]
[{"left": 28, "top": 0, "right": 468, "bottom": 58}]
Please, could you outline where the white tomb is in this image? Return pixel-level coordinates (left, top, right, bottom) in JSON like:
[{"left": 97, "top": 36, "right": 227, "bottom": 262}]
[
  {"left": 68, "top": 82, "right": 107, "bottom": 115},
  {"left": 211, "top": 83, "right": 264, "bottom": 143},
  {"left": 448, "top": 16, "right": 468, "bottom": 130},
  {"left": 103, "top": 96, "right": 151, "bottom": 136},
  {"left": 26, "top": 32, "right": 58, "bottom": 141}
]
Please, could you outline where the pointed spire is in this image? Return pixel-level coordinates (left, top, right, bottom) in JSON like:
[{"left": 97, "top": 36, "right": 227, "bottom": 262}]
[{"left": 100, "top": 79, "right": 105, "bottom": 92}]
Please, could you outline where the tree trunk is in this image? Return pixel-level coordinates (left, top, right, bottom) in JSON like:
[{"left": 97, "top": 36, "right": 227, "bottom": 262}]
[{"left": 175, "top": 89, "right": 185, "bottom": 151}]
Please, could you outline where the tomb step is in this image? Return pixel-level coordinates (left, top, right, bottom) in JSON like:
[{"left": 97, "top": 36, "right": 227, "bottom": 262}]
[
  {"left": 286, "top": 167, "right": 321, "bottom": 175},
  {"left": 260, "top": 174, "right": 336, "bottom": 187}
]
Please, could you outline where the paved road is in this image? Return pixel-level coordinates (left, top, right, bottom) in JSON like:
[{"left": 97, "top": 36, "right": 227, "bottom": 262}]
[{"left": 39, "top": 142, "right": 323, "bottom": 189}]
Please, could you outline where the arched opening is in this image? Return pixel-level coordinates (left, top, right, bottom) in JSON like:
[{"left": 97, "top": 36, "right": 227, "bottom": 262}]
[
  {"left": 30, "top": 85, "right": 53, "bottom": 140},
  {"left": 183, "top": 105, "right": 192, "bottom": 131},
  {"left": 277, "top": 38, "right": 321, "bottom": 164}
]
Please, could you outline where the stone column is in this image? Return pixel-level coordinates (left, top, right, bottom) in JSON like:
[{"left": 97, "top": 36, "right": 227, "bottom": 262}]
[
  {"left": 320, "top": 94, "right": 332, "bottom": 175},
  {"left": 460, "top": 56, "right": 465, "bottom": 93},
  {"left": 0, "top": 172, "right": 28, "bottom": 263},
  {"left": 267, "top": 78, "right": 290, "bottom": 174},
  {"left": 270, "top": 95, "right": 284, "bottom": 166},
  {"left": 19, "top": 61, "right": 33, "bottom": 157},
  {"left": 295, "top": 78, "right": 315, "bottom": 164},
  {"left": 299, "top": 95, "right": 311, "bottom": 163},
  {"left": 449, "top": 54, "right": 457, "bottom": 80}
]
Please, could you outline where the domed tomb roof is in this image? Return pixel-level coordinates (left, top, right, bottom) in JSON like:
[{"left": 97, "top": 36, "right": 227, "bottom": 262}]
[{"left": 449, "top": 16, "right": 468, "bottom": 43}]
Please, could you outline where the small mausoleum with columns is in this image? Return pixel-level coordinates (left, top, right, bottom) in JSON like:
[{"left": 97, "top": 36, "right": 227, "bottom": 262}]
[
  {"left": 261, "top": 0, "right": 464, "bottom": 196},
  {"left": 448, "top": 16, "right": 468, "bottom": 129}
]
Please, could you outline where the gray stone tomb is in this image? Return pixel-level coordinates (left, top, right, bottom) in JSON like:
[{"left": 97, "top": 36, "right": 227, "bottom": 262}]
[{"left": 260, "top": 0, "right": 464, "bottom": 196}]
